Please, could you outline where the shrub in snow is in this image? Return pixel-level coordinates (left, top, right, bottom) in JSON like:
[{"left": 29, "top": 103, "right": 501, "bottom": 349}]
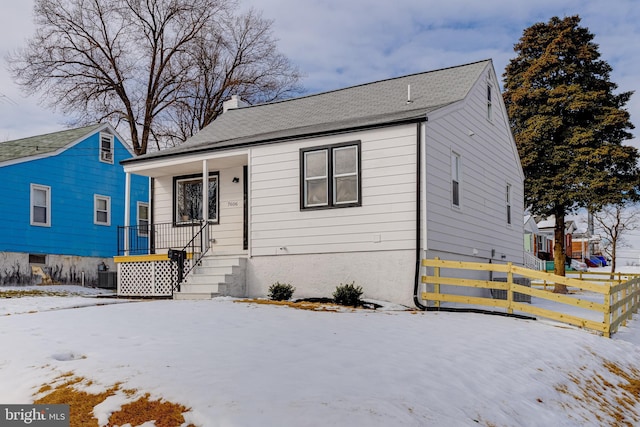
[
  {"left": 333, "top": 282, "right": 363, "bottom": 307},
  {"left": 268, "top": 282, "right": 295, "bottom": 301}
]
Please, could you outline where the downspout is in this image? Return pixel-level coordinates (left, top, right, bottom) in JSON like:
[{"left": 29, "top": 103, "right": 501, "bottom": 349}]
[{"left": 413, "top": 120, "right": 428, "bottom": 310}]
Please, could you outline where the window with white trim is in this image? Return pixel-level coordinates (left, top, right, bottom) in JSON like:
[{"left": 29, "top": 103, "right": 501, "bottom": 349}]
[
  {"left": 137, "top": 202, "right": 149, "bottom": 236},
  {"left": 451, "top": 152, "right": 461, "bottom": 207},
  {"left": 30, "top": 184, "right": 51, "bottom": 227},
  {"left": 173, "top": 173, "right": 219, "bottom": 224},
  {"left": 506, "top": 184, "right": 512, "bottom": 225},
  {"left": 301, "top": 142, "right": 361, "bottom": 209},
  {"left": 94, "top": 195, "right": 111, "bottom": 225},
  {"left": 99, "top": 133, "right": 114, "bottom": 163}
]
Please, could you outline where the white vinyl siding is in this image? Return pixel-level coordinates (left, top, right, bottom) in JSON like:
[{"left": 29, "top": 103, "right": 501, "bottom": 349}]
[
  {"left": 252, "top": 126, "right": 417, "bottom": 256},
  {"left": 94, "top": 195, "right": 111, "bottom": 225},
  {"left": 30, "top": 184, "right": 51, "bottom": 227},
  {"left": 424, "top": 67, "right": 524, "bottom": 263},
  {"left": 152, "top": 161, "right": 246, "bottom": 253}
]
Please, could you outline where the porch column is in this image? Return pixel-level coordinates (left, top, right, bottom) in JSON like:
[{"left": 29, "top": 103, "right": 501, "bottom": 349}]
[
  {"left": 202, "top": 160, "right": 209, "bottom": 221},
  {"left": 124, "top": 172, "right": 131, "bottom": 256},
  {"left": 202, "top": 160, "right": 210, "bottom": 253}
]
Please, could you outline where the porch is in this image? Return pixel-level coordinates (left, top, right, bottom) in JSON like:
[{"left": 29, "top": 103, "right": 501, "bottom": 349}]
[
  {"left": 117, "top": 151, "right": 250, "bottom": 299},
  {"left": 115, "top": 221, "right": 247, "bottom": 299}
]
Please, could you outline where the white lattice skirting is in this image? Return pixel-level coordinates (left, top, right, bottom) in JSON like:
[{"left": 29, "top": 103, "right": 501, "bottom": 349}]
[{"left": 117, "top": 259, "right": 190, "bottom": 297}]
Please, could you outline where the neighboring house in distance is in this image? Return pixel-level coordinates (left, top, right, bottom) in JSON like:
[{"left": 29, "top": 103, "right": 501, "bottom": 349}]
[
  {"left": 0, "top": 124, "right": 149, "bottom": 286},
  {"left": 524, "top": 214, "right": 547, "bottom": 270},
  {"left": 536, "top": 215, "right": 578, "bottom": 269},
  {"left": 116, "top": 59, "right": 524, "bottom": 307}
]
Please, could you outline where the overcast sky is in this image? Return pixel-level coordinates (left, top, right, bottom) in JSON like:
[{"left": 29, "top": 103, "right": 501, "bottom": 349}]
[
  {"left": 2, "top": 0, "right": 640, "bottom": 261},
  {"left": 1, "top": 0, "right": 639, "bottom": 142}
]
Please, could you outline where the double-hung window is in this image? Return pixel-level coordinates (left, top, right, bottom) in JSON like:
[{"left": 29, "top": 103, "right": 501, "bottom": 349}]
[
  {"left": 30, "top": 184, "right": 51, "bottom": 226},
  {"left": 137, "top": 202, "right": 149, "bottom": 236},
  {"left": 451, "top": 152, "right": 461, "bottom": 207},
  {"left": 174, "top": 173, "right": 219, "bottom": 224},
  {"left": 99, "top": 133, "right": 114, "bottom": 163},
  {"left": 301, "top": 142, "right": 361, "bottom": 209},
  {"left": 94, "top": 195, "right": 111, "bottom": 226}
]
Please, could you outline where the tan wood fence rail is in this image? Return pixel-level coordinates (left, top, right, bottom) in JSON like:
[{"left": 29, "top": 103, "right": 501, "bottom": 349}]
[{"left": 421, "top": 258, "right": 640, "bottom": 337}]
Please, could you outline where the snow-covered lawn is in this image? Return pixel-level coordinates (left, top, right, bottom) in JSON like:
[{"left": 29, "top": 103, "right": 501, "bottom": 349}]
[{"left": 1, "top": 285, "right": 640, "bottom": 426}]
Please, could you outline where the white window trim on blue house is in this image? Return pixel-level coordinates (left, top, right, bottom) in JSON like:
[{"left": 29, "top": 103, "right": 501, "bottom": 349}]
[
  {"left": 30, "top": 183, "right": 51, "bottom": 227},
  {"left": 100, "top": 132, "right": 114, "bottom": 164},
  {"left": 94, "top": 194, "right": 111, "bottom": 226}
]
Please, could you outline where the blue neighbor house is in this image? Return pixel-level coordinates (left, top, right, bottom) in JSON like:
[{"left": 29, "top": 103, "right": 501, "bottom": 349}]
[{"left": 0, "top": 123, "right": 149, "bottom": 286}]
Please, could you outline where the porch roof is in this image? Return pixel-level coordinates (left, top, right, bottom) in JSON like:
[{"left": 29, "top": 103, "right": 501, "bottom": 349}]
[{"left": 123, "top": 59, "right": 491, "bottom": 165}]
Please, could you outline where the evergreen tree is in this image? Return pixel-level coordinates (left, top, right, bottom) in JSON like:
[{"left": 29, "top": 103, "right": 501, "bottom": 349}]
[{"left": 503, "top": 15, "right": 639, "bottom": 292}]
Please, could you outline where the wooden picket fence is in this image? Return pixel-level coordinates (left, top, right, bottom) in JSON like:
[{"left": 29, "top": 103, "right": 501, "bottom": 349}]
[{"left": 421, "top": 258, "right": 640, "bottom": 337}]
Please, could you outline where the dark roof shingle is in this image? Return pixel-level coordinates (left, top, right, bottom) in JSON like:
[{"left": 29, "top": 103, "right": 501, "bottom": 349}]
[{"left": 127, "top": 59, "right": 491, "bottom": 162}]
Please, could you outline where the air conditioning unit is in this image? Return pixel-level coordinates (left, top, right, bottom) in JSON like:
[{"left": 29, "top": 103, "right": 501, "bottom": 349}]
[{"left": 101, "top": 151, "right": 113, "bottom": 162}]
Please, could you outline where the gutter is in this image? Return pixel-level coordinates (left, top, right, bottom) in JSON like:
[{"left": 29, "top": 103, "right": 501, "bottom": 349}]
[{"left": 121, "top": 116, "right": 426, "bottom": 165}]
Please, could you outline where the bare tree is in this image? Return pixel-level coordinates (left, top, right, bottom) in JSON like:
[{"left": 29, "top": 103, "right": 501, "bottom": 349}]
[
  {"left": 593, "top": 204, "right": 640, "bottom": 273},
  {"left": 6, "top": 0, "right": 302, "bottom": 155},
  {"left": 153, "top": 8, "right": 303, "bottom": 148}
]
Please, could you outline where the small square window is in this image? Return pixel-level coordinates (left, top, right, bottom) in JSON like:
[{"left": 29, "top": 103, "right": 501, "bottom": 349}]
[
  {"left": 94, "top": 195, "right": 111, "bottom": 225},
  {"left": 30, "top": 184, "right": 51, "bottom": 227}
]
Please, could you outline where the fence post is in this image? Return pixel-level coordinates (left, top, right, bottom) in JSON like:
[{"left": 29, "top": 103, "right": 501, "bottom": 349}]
[
  {"left": 434, "top": 256, "right": 441, "bottom": 309},
  {"left": 604, "top": 285, "right": 612, "bottom": 338},
  {"left": 507, "top": 262, "right": 513, "bottom": 315}
]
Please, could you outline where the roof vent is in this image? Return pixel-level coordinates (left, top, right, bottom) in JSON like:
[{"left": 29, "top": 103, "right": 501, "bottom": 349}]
[
  {"left": 407, "top": 84, "right": 413, "bottom": 104},
  {"left": 223, "top": 95, "right": 249, "bottom": 113}
]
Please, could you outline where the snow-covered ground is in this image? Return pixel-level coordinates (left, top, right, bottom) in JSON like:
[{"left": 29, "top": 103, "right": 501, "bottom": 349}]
[{"left": 1, "top": 285, "right": 640, "bottom": 426}]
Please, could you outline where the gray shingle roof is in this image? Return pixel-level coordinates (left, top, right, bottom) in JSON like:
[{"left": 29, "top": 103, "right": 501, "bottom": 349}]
[
  {"left": 127, "top": 59, "right": 491, "bottom": 162},
  {"left": 0, "top": 124, "right": 104, "bottom": 164}
]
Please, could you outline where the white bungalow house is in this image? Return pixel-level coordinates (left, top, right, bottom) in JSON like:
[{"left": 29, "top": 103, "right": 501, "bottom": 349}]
[{"left": 116, "top": 59, "right": 524, "bottom": 307}]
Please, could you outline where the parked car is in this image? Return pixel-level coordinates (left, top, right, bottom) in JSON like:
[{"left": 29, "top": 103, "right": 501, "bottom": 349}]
[
  {"left": 570, "top": 259, "right": 588, "bottom": 272},
  {"left": 595, "top": 255, "right": 608, "bottom": 266},
  {"left": 585, "top": 258, "right": 600, "bottom": 268}
]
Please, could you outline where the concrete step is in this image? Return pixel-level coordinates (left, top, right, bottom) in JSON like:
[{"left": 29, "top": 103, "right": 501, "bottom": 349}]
[
  {"left": 179, "top": 283, "right": 227, "bottom": 294},
  {"left": 173, "top": 292, "right": 221, "bottom": 300},
  {"left": 191, "top": 265, "right": 235, "bottom": 276},
  {"left": 197, "top": 256, "right": 246, "bottom": 268},
  {"left": 184, "top": 274, "right": 229, "bottom": 285}
]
